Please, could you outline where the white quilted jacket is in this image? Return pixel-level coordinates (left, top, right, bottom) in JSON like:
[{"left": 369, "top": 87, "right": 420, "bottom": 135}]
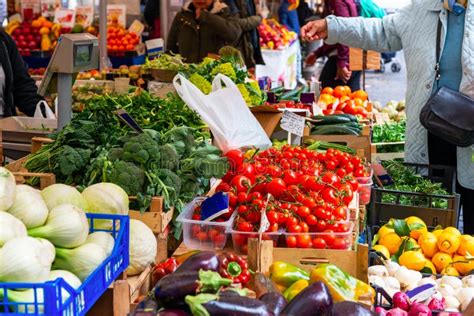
[{"left": 325, "top": 0, "right": 474, "bottom": 189}]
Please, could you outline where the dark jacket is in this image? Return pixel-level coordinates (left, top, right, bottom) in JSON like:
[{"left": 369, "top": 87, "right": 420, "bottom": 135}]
[
  {"left": 166, "top": 1, "right": 242, "bottom": 64},
  {"left": 224, "top": 0, "right": 264, "bottom": 69},
  {"left": 0, "top": 31, "right": 42, "bottom": 117},
  {"left": 144, "top": 0, "right": 161, "bottom": 39},
  {"left": 313, "top": 0, "right": 358, "bottom": 68}
]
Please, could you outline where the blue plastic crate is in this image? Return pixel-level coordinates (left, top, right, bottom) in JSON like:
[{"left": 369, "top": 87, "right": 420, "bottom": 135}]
[{"left": 0, "top": 213, "right": 130, "bottom": 315}]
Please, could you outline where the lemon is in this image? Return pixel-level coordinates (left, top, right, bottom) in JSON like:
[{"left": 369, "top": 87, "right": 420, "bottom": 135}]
[
  {"left": 378, "top": 225, "right": 395, "bottom": 238},
  {"left": 457, "top": 235, "right": 474, "bottom": 256},
  {"left": 420, "top": 232, "right": 438, "bottom": 258},
  {"left": 452, "top": 255, "right": 474, "bottom": 275},
  {"left": 433, "top": 229, "right": 443, "bottom": 239},
  {"left": 424, "top": 260, "right": 437, "bottom": 274},
  {"left": 432, "top": 252, "right": 453, "bottom": 273},
  {"left": 405, "top": 216, "right": 428, "bottom": 240},
  {"left": 373, "top": 245, "right": 391, "bottom": 259},
  {"left": 443, "top": 227, "right": 461, "bottom": 237},
  {"left": 438, "top": 232, "right": 460, "bottom": 254},
  {"left": 399, "top": 251, "right": 427, "bottom": 271},
  {"left": 441, "top": 266, "right": 460, "bottom": 276},
  {"left": 379, "top": 232, "right": 402, "bottom": 255}
]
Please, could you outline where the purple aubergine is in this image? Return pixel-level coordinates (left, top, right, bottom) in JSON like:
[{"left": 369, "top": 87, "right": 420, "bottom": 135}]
[
  {"left": 174, "top": 251, "right": 220, "bottom": 273},
  {"left": 203, "top": 293, "right": 272, "bottom": 316},
  {"left": 154, "top": 271, "right": 200, "bottom": 308},
  {"left": 333, "top": 301, "right": 375, "bottom": 316},
  {"left": 260, "top": 292, "right": 287, "bottom": 315},
  {"left": 133, "top": 296, "right": 158, "bottom": 314},
  {"left": 281, "top": 281, "right": 333, "bottom": 316},
  {"left": 157, "top": 310, "right": 191, "bottom": 316}
]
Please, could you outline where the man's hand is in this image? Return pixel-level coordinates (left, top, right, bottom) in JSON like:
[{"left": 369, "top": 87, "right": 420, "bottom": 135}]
[
  {"left": 301, "top": 19, "right": 328, "bottom": 42},
  {"left": 336, "top": 66, "right": 352, "bottom": 83},
  {"left": 305, "top": 52, "right": 318, "bottom": 66}
]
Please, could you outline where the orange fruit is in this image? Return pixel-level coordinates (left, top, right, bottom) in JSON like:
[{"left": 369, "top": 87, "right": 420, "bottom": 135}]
[
  {"left": 333, "top": 86, "right": 347, "bottom": 98},
  {"left": 452, "top": 255, "right": 474, "bottom": 275},
  {"left": 420, "top": 232, "right": 438, "bottom": 258},
  {"left": 379, "top": 232, "right": 402, "bottom": 255},
  {"left": 438, "top": 232, "right": 460, "bottom": 254},
  {"left": 443, "top": 227, "right": 461, "bottom": 237},
  {"left": 351, "top": 89, "right": 368, "bottom": 101},
  {"left": 321, "top": 87, "right": 334, "bottom": 95},
  {"left": 378, "top": 225, "right": 395, "bottom": 238},
  {"left": 39, "top": 27, "right": 50, "bottom": 35},
  {"left": 319, "top": 94, "right": 335, "bottom": 105},
  {"left": 353, "top": 98, "right": 364, "bottom": 107},
  {"left": 457, "top": 235, "right": 474, "bottom": 256},
  {"left": 433, "top": 229, "right": 443, "bottom": 239},
  {"left": 31, "top": 20, "right": 42, "bottom": 28},
  {"left": 432, "top": 252, "right": 453, "bottom": 273},
  {"left": 405, "top": 216, "right": 427, "bottom": 240},
  {"left": 339, "top": 95, "right": 351, "bottom": 103},
  {"left": 399, "top": 251, "right": 427, "bottom": 271}
]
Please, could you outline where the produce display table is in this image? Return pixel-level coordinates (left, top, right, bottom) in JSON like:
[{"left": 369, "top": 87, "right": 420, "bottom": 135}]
[{"left": 256, "top": 40, "right": 300, "bottom": 90}]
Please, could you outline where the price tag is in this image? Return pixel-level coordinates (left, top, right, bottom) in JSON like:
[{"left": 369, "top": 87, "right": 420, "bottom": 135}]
[
  {"left": 374, "top": 113, "right": 391, "bottom": 125},
  {"left": 258, "top": 194, "right": 272, "bottom": 234},
  {"left": 114, "top": 109, "right": 143, "bottom": 133},
  {"left": 280, "top": 110, "right": 305, "bottom": 137}
]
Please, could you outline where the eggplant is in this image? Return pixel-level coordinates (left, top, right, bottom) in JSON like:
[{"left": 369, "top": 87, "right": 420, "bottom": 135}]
[
  {"left": 174, "top": 251, "right": 220, "bottom": 274},
  {"left": 249, "top": 273, "right": 282, "bottom": 298},
  {"left": 281, "top": 281, "right": 333, "bottom": 316},
  {"left": 157, "top": 310, "right": 191, "bottom": 316},
  {"left": 333, "top": 301, "right": 375, "bottom": 316},
  {"left": 260, "top": 292, "right": 287, "bottom": 315},
  {"left": 154, "top": 271, "right": 200, "bottom": 308},
  {"left": 202, "top": 294, "right": 272, "bottom": 316}
]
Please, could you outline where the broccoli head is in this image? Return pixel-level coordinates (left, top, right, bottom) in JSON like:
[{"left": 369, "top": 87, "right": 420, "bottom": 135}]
[
  {"left": 121, "top": 133, "right": 160, "bottom": 166},
  {"left": 161, "top": 126, "right": 196, "bottom": 157},
  {"left": 189, "top": 73, "right": 212, "bottom": 94},
  {"left": 210, "top": 62, "right": 237, "bottom": 81},
  {"left": 109, "top": 160, "right": 146, "bottom": 196},
  {"left": 108, "top": 148, "right": 124, "bottom": 162},
  {"left": 156, "top": 144, "right": 180, "bottom": 170}
]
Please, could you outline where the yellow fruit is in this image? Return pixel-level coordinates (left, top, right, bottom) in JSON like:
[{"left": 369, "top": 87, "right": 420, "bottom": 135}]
[
  {"left": 373, "top": 245, "right": 391, "bottom": 260},
  {"left": 39, "top": 27, "right": 50, "bottom": 35},
  {"left": 420, "top": 232, "right": 438, "bottom": 258},
  {"left": 424, "top": 260, "right": 437, "bottom": 274},
  {"left": 457, "top": 235, "right": 474, "bottom": 256},
  {"left": 438, "top": 232, "right": 460, "bottom": 254},
  {"left": 379, "top": 232, "right": 402, "bottom": 255},
  {"left": 441, "top": 266, "right": 460, "bottom": 276},
  {"left": 443, "top": 227, "right": 461, "bottom": 237},
  {"left": 31, "top": 20, "right": 42, "bottom": 28},
  {"left": 432, "top": 252, "right": 453, "bottom": 273},
  {"left": 399, "top": 251, "right": 427, "bottom": 271},
  {"left": 378, "top": 225, "right": 395, "bottom": 238},
  {"left": 452, "top": 255, "right": 474, "bottom": 275},
  {"left": 433, "top": 229, "right": 443, "bottom": 239},
  {"left": 406, "top": 216, "right": 427, "bottom": 240}
]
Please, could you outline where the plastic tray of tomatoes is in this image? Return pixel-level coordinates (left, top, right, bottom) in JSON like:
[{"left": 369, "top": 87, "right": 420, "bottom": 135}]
[
  {"left": 356, "top": 165, "right": 373, "bottom": 205},
  {"left": 177, "top": 198, "right": 235, "bottom": 250},
  {"left": 228, "top": 228, "right": 281, "bottom": 255},
  {"left": 283, "top": 221, "right": 354, "bottom": 249}
]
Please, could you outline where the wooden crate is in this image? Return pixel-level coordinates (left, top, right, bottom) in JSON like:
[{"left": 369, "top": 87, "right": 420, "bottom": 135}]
[
  {"left": 304, "top": 125, "right": 371, "bottom": 162},
  {"left": 349, "top": 48, "right": 381, "bottom": 71},
  {"left": 371, "top": 142, "right": 405, "bottom": 161},
  {"left": 12, "top": 171, "right": 56, "bottom": 189}
]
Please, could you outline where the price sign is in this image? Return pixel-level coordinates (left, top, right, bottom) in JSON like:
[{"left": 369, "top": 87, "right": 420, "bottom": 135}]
[
  {"left": 374, "top": 113, "right": 391, "bottom": 125},
  {"left": 114, "top": 109, "right": 143, "bottom": 133},
  {"left": 280, "top": 110, "right": 305, "bottom": 137},
  {"left": 258, "top": 194, "right": 272, "bottom": 234}
]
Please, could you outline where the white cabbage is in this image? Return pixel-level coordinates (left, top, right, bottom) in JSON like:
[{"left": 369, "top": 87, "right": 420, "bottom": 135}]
[
  {"left": 126, "top": 219, "right": 157, "bottom": 276},
  {"left": 41, "top": 184, "right": 86, "bottom": 211}
]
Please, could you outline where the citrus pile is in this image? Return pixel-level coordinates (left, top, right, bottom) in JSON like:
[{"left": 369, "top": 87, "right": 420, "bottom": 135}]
[
  {"left": 318, "top": 86, "right": 371, "bottom": 118},
  {"left": 375, "top": 216, "right": 474, "bottom": 276}
]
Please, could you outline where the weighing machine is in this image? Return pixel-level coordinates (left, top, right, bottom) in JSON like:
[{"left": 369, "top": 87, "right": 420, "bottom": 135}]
[{"left": 0, "top": 34, "right": 99, "bottom": 159}]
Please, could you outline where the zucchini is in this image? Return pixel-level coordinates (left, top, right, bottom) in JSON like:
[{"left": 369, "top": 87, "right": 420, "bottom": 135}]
[
  {"left": 279, "top": 87, "right": 304, "bottom": 100},
  {"left": 311, "top": 125, "right": 360, "bottom": 135},
  {"left": 311, "top": 115, "right": 351, "bottom": 125},
  {"left": 269, "top": 86, "right": 285, "bottom": 94},
  {"left": 336, "top": 114, "right": 358, "bottom": 122},
  {"left": 335, "top": 122, "right": 362, "bottom": 129}
]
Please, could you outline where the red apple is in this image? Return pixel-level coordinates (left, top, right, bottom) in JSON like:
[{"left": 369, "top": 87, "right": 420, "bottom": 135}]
[
  {"left": 26, "top": 34, "right": 34, "bottom": 42},
  {"left": 20, "top": 41, "right": 28, "bottom": 48},
  {"left": 28, "top": 41, "right": 37, "bottom": 49},
  {"left": 18, "top": 34, "right": 25, "bottom": 41}
]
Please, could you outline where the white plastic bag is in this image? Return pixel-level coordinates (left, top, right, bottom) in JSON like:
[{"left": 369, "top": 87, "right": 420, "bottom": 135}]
[
  {"left": 173, "top": 74, "right": 271, "bottom": 153},
  {"left": 33, "top": 100, "right": 56, "bottom": 119}
]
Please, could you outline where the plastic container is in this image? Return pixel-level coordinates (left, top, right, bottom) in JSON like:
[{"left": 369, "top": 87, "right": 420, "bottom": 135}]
[
  {"left": 177, "top": 198, "right": 235, "bottom": 250},
  {"left": 283, "top": 222, "right": 354, "bottom": 250},
  {"left": 358, "top": 179, "right": 374, "bottom": 205},
  {"left": 356, "top": 165, "right": 373, "bottom": 185},
  {"left": 229, "top": 229, "right": 281, "bottom": 255},
  {"left": 0, "top": 213, "right": 129, "bottom": 316}
]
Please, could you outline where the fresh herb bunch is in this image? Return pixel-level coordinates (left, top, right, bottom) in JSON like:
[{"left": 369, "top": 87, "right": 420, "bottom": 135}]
[
  {"left": 381, "top": 160, "right": 451, "bottom": 208},
  {"left": 372, "top": 120, "right": 406, "bottom": 153},
  {"left": 142, "top": 53, "right": 187, "bottom": 71}
]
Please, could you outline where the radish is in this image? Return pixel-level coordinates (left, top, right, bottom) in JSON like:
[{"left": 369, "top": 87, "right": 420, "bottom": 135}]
[
  {"left": 407, "top": 302, "right": 432, "bottom": 316},
  {"left": 386, "top": 307, "right": 408, "bottom": 316},
  {"left": 393, "top": 292, "right": 411, "bottom": 311}
]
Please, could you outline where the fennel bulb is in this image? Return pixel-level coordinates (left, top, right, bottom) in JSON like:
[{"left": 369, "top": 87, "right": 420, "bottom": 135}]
[
  {"left": 0, "top": 211, "right": 27, "bottom": 246},
  {"left": 0, "top": 167, "right": 16, "bottom": 211},
  {"left": 82, "top": 183, "right": 129, "bottom": 229},
  {"left": 127, "top": 219, "right": 157, "bottom": 276},
  {"left": 28, "top": 204, "right": 89, "bottom": 248},
  {"left": 0, "top": 236, "right": 53, "bottom": 283},
  {"left": 37, "top": 237, "right": 56, "bottom": 264},
  {"left": 7, "top": 185, "right": 49, "bottom": 228},
  {"left": 0, "top": 270, "right": 82, "bottom": 313},
  {"left": 41, "top": 184, "right": 86, "bottom": 211},
  {"left": 86, "top": 232, "right": 115, "bottom": 256},
  {"left": 53, "top": 243, "right": 107, "bottom": 281}
]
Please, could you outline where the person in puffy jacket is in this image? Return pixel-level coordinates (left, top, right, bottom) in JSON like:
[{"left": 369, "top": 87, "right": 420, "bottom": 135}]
[
  {"left": 301, "top": 0, "right": 474, "bottom": 232},
  {"left": 166, "top": 0, "right": 242, "bottom": 63}
]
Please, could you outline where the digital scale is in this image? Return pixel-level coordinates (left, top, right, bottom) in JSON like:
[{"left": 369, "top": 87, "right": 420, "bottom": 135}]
[{"left": 0, "top": 34, "right": 99, "bottom": 159}]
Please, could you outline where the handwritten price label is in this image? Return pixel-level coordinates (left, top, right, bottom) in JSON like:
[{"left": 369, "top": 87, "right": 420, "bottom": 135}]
[{"left": 280, "top": 110, "right": 305, "bottom": 137}]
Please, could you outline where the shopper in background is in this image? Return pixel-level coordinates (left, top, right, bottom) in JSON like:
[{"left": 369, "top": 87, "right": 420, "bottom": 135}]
[
  {"left": 304, "top": 0, "right": 360, "bottom": 90},
  {"left": 0, "top": 29, "right": 42, "bottom": 117},
  {"left": 223, "top": 0, "right": 265, "bottom": 70},
  {"left": 144, "top": 0, "right": 161, "bottom": 39},
  {"left": 279, "top": 0, "right": 301, "bottom": 34},
  {"left": 166, "top": 0, "right": 241, "bottom": 63},
  {"left": 301, "top": 0, "right": 474, "bottom": 231}
]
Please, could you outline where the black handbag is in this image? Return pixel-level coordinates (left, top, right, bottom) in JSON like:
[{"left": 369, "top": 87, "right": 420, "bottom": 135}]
[{"left": 419, "top": 20, "right": 474, "bottom": 147}]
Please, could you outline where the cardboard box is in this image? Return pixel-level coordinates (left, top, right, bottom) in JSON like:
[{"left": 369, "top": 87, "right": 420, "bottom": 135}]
[
  {"left": 250, "top": 105, "right": 284, "bottom": 137},
  {"left": 350, "top": 48, "right": 381, "bottom": 71}
]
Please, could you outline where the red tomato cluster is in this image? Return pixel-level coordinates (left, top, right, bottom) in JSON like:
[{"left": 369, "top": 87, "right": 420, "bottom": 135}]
[
  {"left": 264, "top": 101, "right": 312, "bottom": 112},
  {"left": 217, "top": 146, "right": 368, "bottom": 251},
  {"left": 189, "top": 205, "right": 229, "bottom": 247}
]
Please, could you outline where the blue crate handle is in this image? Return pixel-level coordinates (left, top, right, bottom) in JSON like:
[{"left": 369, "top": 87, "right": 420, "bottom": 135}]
[{"left": 0, "top": 213, "right": 129, "bottom": 316}]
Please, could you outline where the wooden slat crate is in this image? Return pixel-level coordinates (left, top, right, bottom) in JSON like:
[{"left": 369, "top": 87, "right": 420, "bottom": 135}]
[{"left": 371, "top": 141, "right": 405, "bottom": 161}]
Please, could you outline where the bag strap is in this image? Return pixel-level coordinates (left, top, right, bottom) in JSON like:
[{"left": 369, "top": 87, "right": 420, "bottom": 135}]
[{"left": 435, "top": 18, "right": 442, "bottom": 81}]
